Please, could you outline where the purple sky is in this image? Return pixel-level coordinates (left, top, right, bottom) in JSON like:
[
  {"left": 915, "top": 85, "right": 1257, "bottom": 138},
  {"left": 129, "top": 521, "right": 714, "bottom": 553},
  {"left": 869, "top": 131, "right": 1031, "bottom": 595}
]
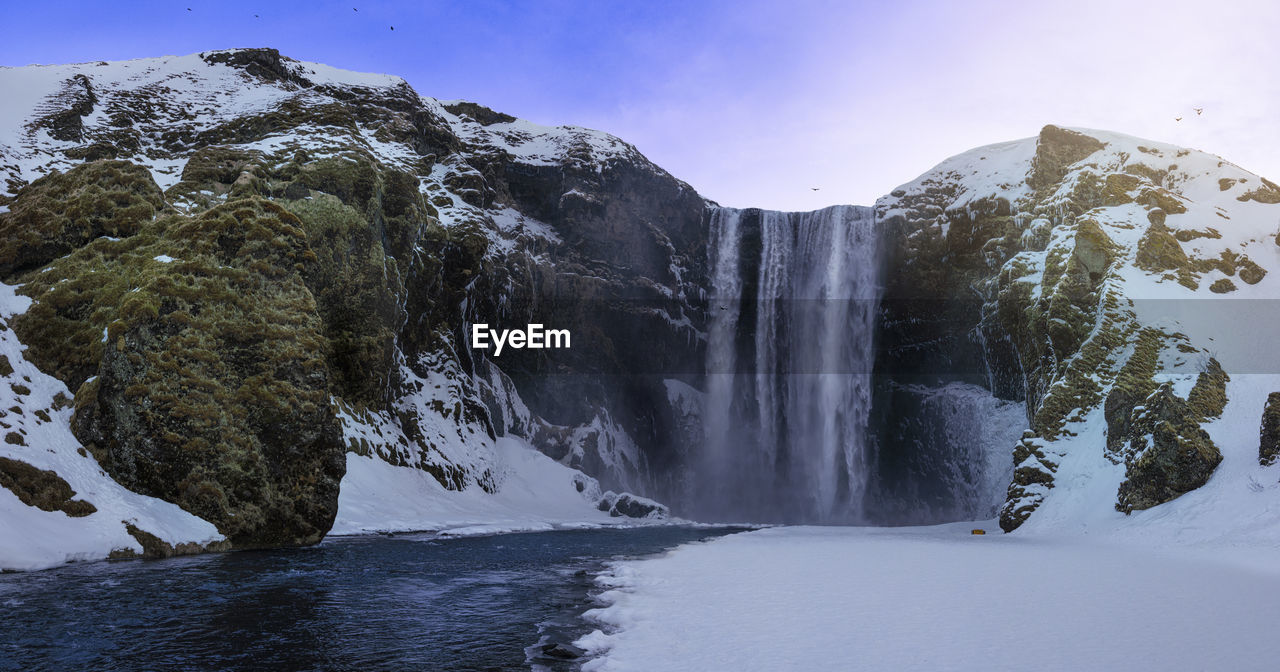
[{"left": 4, "top": 0, "right": 1279, "bottom": 210}]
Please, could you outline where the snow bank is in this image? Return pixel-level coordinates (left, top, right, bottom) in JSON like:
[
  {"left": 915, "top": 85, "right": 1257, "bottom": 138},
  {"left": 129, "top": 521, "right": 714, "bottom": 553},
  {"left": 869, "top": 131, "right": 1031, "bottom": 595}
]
[
  {"left": 579, "top": 524, "right": 1280, "bottom": 671},
  {"left": 330, "top": 436, "right": 659, "bottom": 536}
]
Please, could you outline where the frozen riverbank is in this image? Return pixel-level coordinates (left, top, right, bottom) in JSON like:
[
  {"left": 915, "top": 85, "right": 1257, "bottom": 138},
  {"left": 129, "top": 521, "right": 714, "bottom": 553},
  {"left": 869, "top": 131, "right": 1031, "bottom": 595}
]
[{"left": 577, "top": 523, "right": 1280, "bottom": 671}]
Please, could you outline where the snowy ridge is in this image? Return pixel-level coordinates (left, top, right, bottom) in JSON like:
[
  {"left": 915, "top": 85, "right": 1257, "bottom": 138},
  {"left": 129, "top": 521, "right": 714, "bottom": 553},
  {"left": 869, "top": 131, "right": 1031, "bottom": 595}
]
[
  {"left": 429, "top": 98, "right": 646, "bottom": 173},
  {"left": 0, "top": 51, "right": 403, "bottom": 195},
  {"left": 879, "top": 136, "right": 1037, "bottom": 223}
]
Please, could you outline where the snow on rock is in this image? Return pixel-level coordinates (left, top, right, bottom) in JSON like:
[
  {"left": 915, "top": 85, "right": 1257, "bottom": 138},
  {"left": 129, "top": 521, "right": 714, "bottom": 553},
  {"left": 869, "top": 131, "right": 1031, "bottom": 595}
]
[
  {"left": 0, "top": 283, "right": 223, "bottom": 571},
  {"left": 1019, "top": 372, "right": 1280, "bottom": 549},
  {"left": 0, "top": 49, "right": 408, "bottom": 199},
  {"left": 596, "top": 491, "right": 669, "bottom": 519},
  {"left": 430, "top": 98, "right": 644, "bottom": 173},
  {"left": 578, "top": 524, "right": 1280, "bottom": 672},
  {"left": 877, "top": 124, "right": 1280, "bottom": 532},
  {"left": 0, "top": 50, "right": 692, "bottom": 536},
  {"left": 330, "top": 436, "right": 657, "bottom": 536}
]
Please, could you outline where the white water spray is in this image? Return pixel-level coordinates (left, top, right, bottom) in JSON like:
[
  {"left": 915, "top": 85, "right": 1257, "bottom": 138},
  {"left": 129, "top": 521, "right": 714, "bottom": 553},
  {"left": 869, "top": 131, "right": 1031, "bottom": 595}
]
[{"left": 698, "top": 205, "right": 880, "bottom": 522}]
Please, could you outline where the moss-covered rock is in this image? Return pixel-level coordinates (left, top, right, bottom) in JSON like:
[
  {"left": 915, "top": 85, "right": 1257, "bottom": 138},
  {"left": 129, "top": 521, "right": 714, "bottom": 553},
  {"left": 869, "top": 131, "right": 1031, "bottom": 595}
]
[
  {"left": 1238, "top": 258, "right": 1267, "bottom": 285},
  {"left": 108, "top": 523, "right": 232, "bottom": 560},
  {"left": 1186, "top": 359, "right": 1229, "bottom": 420},
  {"left": 285, "top": 195, "right": 402, "bottom": 406},
  {"left": 165, "top": 146, "right": 272, "bottom": 208},
  {"left": 1209, "top": 278, "right": 1237, "bottom": 293},
  {"left": 1135, "top": 221, "right": 1188, "bottom": 273},
  {"left": 1260, "top": 392, "right": 1280, "bottom": 466},
  {"left": 1136, "top": 187, "right": 1187, "bottom": 214},
  {"left": 1027, "top": 125, "right": 1105, "bottom": 192},
  {"left": 1236, "top": 177, "right": 1280, "bottom": 204},
  {"left": 69, "top": 198, "right": 344, "bottom": 548},
  {"left": 0, "top": 456, "right": 97, "bottom": 517},
  {"left": 1115, "top": 385, "right": 1222, "bottom": 512},
  {"left": 0, "top": 160, "right": 164, "bottom": 278}
]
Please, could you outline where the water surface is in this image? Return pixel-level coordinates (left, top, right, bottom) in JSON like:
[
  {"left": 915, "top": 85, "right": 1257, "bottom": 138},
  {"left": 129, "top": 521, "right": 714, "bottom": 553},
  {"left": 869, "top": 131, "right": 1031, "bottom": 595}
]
[{"left": 0, "top": 526, "right": 742, "bottom": 671}]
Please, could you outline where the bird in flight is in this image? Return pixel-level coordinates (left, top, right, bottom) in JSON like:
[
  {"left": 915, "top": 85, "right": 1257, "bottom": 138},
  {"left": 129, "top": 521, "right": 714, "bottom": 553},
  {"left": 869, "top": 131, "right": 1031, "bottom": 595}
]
[
  {"left": 1194, "top": 107, "right": 1203, "bottom": 115},
  {"left": 810, "top": 187, "right": 820, "bottom": 191},
  {"left": 390, "top": 25, "right": 395, "bottom": 30},
  {"left": 1175, "top": 116, "right": 1182, "bottom": 122}
]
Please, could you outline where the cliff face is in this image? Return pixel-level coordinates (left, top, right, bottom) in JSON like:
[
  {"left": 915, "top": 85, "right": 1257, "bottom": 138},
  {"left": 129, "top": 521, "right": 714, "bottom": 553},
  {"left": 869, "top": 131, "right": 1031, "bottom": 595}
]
[
  {"left": 4, "top": 50, "right": 1279, "bottom": 564},
  {"left": 0, "top": 48, "right": 707, "bottom": 556}
]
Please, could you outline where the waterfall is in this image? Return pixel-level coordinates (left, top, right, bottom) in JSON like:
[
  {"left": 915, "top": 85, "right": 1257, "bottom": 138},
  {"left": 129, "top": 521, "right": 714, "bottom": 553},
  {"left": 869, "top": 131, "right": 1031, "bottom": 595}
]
[{"left": 697, "top": 205, "right": 880, "bottom": 523}]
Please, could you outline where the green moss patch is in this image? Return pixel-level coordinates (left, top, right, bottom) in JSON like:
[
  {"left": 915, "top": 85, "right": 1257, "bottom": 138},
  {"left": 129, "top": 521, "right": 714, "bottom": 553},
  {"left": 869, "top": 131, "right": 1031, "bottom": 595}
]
[
  {"left": 1136, "top": 187, "right": 1187, "bottom": 214},
  {"left": 1209, "top": 278, "right": 1237, "bottom": 293},
  {"left": 38, "top": 198, "right": 348, "bottom": 547},
  {"left": 0, "top": 160, "right": 163, "bottom": 278},
  {"left": 285, "top": 195, "right": 401, "bottom": 406}
]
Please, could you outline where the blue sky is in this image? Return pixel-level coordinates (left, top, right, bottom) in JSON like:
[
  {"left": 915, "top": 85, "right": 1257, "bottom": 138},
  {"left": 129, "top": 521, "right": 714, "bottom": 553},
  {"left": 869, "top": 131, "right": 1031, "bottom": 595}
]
[{"left": 3, "top": 1, "right": 1279, "bottom": 210}]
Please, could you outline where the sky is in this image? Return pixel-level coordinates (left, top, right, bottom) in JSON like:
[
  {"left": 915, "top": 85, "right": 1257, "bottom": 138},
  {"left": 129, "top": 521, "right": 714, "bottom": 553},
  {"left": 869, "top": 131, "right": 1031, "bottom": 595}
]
[{"left": 2, "top": 0, "right": 1279, "bottom": 211}]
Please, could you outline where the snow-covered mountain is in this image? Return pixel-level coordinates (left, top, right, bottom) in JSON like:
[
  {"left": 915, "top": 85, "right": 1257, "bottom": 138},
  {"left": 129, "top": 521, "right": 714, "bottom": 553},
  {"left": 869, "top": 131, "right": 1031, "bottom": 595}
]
[
  {"left": 874, "top": 124, "right": 1280, "bottom": 534},
  {"left": 3, "top": 49, "right": 1279, "bottom": 569},
  {"left": 1, "top": 49, "right": 688, "bottom": 567}
]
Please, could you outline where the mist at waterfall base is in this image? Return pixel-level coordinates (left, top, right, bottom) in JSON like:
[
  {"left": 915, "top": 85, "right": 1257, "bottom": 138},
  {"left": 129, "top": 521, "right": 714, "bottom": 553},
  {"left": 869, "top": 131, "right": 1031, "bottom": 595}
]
[{"left": 679, "top": 206, "right": 1027, "bottom": 525}]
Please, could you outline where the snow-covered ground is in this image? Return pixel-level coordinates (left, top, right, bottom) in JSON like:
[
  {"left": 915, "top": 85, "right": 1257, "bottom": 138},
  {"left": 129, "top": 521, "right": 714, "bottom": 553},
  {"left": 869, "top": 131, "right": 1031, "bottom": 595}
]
[
  {"left": 578, "top": 523, "right": 1280, "bottom": 672},
  {"left": 330, "top": 436, "right": 665, "bottom": 537},
  {"left": 578, "top": 373, "right": 1280, "bottom": 671}
]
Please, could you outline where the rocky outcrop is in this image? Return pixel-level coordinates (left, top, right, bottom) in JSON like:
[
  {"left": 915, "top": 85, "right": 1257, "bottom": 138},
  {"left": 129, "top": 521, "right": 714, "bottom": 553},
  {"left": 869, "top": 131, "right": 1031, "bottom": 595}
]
[
  {"left": 874, "top": 124, "right": 1274, "bottom": 532},
  {"left": 0, "top": 49, "right": 706, "bottom": 549},
  {"left": 597, "top": 491, "right": 669, "bottom": 519},
  {"left": 1114, "top": 385, "right": 1222, "bottom": 512},
  {"left": 201, "top": 48, "right": 314, "bottom": 88},
  {"left": 27, "top": 73, "right": 97, "bottom": 143},
  {"left": 65, "top": 199, "right": 345, "bottom": 547},
  {"left": 1261, "top": 393, "right": 1280, "bottom": 466},
  {"left": 108, "top": 524, "right": 232, "bottom": 560}
]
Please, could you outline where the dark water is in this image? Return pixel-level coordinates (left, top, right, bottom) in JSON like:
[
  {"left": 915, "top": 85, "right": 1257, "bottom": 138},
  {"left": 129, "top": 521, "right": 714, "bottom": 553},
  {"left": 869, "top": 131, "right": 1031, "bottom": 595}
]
[{"left": 0, "top": 526, "right": 743, "bottom": 671}]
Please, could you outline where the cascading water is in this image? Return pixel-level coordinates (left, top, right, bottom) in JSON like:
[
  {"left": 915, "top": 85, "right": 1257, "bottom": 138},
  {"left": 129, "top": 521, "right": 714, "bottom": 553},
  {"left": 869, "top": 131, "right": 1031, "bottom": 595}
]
[{"left": 698, "top": 205, "right": 881, "bottom": 523}]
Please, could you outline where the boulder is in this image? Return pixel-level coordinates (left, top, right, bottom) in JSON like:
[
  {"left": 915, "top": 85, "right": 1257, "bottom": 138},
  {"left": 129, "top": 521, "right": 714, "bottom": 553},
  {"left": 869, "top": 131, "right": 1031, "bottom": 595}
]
[
  {"left": 538, "top": 642, "right": 585, "bottom": 660},
  {"left": 597, "top": 491, "right": 669, "bottom": 519},
  {"left": 1260, "top": 392, "right": 1280, "bottom": 465},
  {"left": 1115, "top": 385, "right": 1222, "bottom": 512}
]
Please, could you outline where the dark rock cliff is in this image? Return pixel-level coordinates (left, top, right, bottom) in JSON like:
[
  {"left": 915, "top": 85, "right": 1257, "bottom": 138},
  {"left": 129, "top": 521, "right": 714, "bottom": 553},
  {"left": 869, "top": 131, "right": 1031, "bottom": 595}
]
[{"left": 0, "top": 48, "right": 710, "bottom": 546}]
